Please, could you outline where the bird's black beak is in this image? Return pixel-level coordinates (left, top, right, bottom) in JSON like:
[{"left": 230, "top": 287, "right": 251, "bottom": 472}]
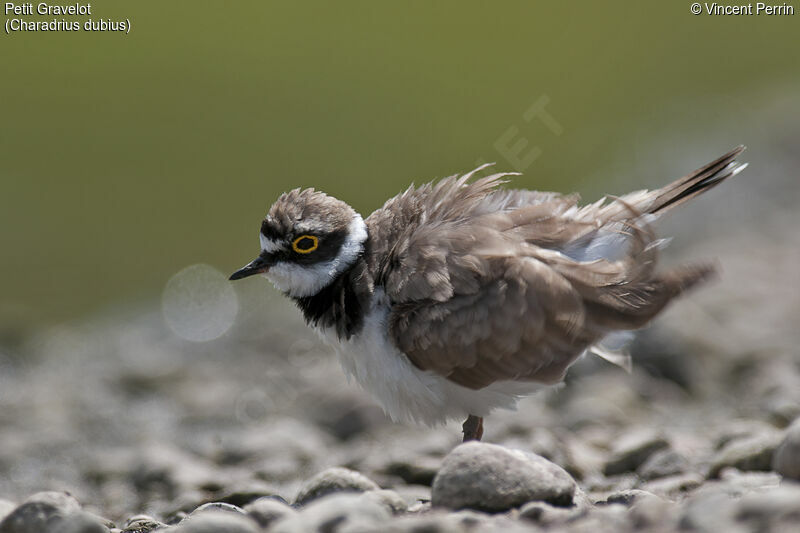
[{"left": 229, "top": 254, "right": 273, "bottom": 281}]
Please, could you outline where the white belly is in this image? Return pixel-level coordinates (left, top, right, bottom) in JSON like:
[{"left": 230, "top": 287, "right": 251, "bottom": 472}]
[{"left": 315, "top": 289, "right": 547, "bottom": 426}]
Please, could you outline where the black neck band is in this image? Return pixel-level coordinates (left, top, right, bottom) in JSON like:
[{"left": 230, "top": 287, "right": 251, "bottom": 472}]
[{"left": 292, "top": 254, "right": 372, "bottom": 340}]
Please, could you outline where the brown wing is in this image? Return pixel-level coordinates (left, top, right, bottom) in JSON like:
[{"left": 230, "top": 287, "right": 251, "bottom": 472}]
[
  {"left": 389, "top": 251, "right": 594, "bottom": 389},
  {"left": 374, "top": 150, "right": 744, "bottom": 390},
  {"left": 383, "top": 208, "right": 686, "bottom": 390}
]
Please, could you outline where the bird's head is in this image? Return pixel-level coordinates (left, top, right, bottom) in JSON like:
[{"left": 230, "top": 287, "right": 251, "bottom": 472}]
[{"left": 229, "top": 188, "right": 368, "bottom": 298}]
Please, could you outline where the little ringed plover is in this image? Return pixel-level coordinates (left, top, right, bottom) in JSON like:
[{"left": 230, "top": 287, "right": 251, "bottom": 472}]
[{"left": 230, "top": 146, "right": 747, "bottom": 441}]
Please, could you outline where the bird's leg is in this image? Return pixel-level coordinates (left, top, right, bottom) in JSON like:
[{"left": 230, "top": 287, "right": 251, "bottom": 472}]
[{"left": 462, "top": 414, "right": 484, "bottom": 442}]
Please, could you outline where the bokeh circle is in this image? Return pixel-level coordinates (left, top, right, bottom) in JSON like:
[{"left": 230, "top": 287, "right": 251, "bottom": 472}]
[{"left": 162, "top": 264, "right": 238, "bottom": 342}]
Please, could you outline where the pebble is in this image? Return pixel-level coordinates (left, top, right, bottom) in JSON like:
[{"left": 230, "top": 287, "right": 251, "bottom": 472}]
[
  {"left": 583, "top": 471, "right": 638, "bottom": 499},
  {"left": 271, "top": 493, "right": 391, "bottom": 533},
  {"left": 0, "top": 502, "right": 14, "bottom": 524},
  {"left": 772, "top": 418, "right": 800, "bottom": 480},
  {"left": 211, "top": 480, "right": 282, "bottom": 507},
  {"left": 713, "top": 419, "right": 782, "bottom": 450},
  {"left": 189, "top": 502, "right": 247, "bottom": 516},
  {"left": 450, "top": 511, "right": 531, "bottom": 533},
  {"left": 390, "top": 484, "right": 431, "bottom": 508},
  {"left": 735, "top": 482, "right": 800, "bottom": 531},
  {"left": 708, "top": 432, "right": 784, "bottom": 478},
  {"left": 381, "top": 510, "right": 532, "bottom": 533},
  {"left": 406, "top": 501, "right": 430, "bottom": 514},
  {"left": 603, "top": 430, "right": 670, "bottom": 476},
  {"left": 640, "top": 472, "right": 704, "bottom": 499},
  {"left": 130, "top": 444, "right": 220, "bottom": 497},
  {"left": 603, "top": 488, "right": 659, "bottom": 506},
  {"left": 307, "top": 393, "right": 387, "bottom": 441},
  {"left": 22, "top": 492, "right": 81, "bottom": 514},
  {"left": 637, "top": 448, "right": 689, "bottom": 480},
  {"left": 518, "top": 501, "right": 575, "bottom": 526},
  {"left": 56, "top": 512, "right": 111, "bottom": 533},
  {"left": 560, "top": 435, "right": 607, "bottom": 480},
  {"left": 218, "top": 419, "right": 332, "bottom": 469},
  {"left": 381, "top": 455, "right": 441, "bottom": 486},
  {"left": 165, "top": 512, "right": 187, "bottom": 525},
  {"left": 678, "top": 491, "right": 745, "bottom": 533},
  {"left": 712, "top": 469, "right": 782, "bottom": 497},
  {"left": 293, "top": 466, "right": 381, "bottom": 506},
  {"left": 0, "top": 492, "right": 83, "bottom": 533},
  {"left": 121, "top": 515, "right": 166, "bottom": 533},
  {"left": 172, "top": 511, "right": 259, "bottom": 533},
  {"left": 155, "top": 491, "right": 208, "bottom": 522},
  {"left": 580, "top": 503, "right": 631, "bottom": 530},
  {"left": 629, "top": 493, "right": 678, "bottom": 529},
  {"left": 431, "top": 442, "right": 576, "bottom": 512},
  {"left": 361, "top": 489, "right": 408, "bottom": 514},
  {"left": 243, "top": 497, "right": 296, "bottom": 528}
]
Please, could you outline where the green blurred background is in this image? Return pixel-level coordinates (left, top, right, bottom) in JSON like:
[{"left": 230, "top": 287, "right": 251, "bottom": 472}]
[{"left": 1, "top": 1, "right": 798, "bottom": 331}]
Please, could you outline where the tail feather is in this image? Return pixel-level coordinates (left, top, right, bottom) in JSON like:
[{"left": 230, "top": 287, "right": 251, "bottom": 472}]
[{"left": 649, "top": 145, "right": 747, "bottom": 215}]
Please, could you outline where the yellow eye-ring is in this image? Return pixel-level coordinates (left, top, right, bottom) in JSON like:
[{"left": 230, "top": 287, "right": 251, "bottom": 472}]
[{"left": 292, "top": 235, "right": 319, "bottom": 254}]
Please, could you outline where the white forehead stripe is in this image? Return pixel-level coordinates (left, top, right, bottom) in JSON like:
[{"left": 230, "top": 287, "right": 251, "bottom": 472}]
[{"left": 260, "top": 234, "right": 285, "bottom": 253}]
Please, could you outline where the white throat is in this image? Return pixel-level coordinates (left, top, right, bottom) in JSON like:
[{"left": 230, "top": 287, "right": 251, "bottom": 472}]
[{"left": 265, "top": 214, "right": 368, "bottom": 298}]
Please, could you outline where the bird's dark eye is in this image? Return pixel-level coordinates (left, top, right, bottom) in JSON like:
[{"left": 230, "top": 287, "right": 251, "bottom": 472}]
[{"left": 292, "top": 235, "right": 319, "bottom": 254}]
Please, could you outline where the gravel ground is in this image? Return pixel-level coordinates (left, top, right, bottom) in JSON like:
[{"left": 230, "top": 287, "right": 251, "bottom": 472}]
[{"left": 0, "top": 139, "right": 798, "bottom": 532}]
